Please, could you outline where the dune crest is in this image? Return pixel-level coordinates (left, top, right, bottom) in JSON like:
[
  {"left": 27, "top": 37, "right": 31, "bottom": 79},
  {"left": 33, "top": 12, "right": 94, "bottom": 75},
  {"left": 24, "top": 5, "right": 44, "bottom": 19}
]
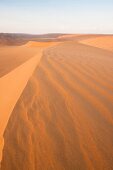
[
  {"left": 0, "top": 41, "right": 61, "bottom": 164},
  {"left": 0, "top": 49, "right": 42, "bottom": 162},
  {"left": 58, "top": 34, "right": 79, "bottom": 39}
]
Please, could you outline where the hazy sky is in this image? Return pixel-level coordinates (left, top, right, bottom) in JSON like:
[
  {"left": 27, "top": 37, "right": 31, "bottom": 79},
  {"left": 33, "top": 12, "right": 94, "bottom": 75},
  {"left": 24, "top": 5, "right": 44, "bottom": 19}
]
[{"left": 0, "top": 0, "right": 113, "bottom": 34}]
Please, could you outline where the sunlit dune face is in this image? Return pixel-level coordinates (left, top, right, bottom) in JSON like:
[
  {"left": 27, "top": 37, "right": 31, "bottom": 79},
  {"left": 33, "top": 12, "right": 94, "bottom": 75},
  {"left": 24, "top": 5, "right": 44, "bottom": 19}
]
[{"left": 80, "top": 36, "right": 113, "bottom": 52}]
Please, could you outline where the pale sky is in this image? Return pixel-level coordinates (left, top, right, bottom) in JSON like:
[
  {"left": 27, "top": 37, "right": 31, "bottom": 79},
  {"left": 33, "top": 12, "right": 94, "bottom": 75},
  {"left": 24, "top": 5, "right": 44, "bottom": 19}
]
[{"left": 0, "top": 0, "right": 113, "bottom": 34}]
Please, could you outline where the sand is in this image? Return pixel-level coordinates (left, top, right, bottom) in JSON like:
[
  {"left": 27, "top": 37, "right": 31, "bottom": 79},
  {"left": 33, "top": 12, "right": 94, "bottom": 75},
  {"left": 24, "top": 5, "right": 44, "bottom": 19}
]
[
  {"left": 0, "top": 36, "right": 113, "bottom": 170},
  {"left": 26, "top": 41, "right": 60, "bottom": 47},
  {"left": 0, "top": 42, "right": 60, "bottom": 163},
  {"left": 80, "top": 35, "right": 113, "bottom": 52},
  {"left": 0, "top": 46, "right": 40, "bottom": 77},
  {"left": 0, "top": 49, "right": 42, "bottom": 161},
  {"left": 58, "top": 34, "right": 78, "bottom": 39}
]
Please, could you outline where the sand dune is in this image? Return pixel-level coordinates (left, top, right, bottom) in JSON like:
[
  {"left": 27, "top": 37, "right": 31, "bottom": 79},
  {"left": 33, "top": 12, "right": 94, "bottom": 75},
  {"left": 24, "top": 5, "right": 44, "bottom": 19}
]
[
  {"left": 0, "top": 49, "right": 42, "bottom": 162},
  {"left": 0, "top": 33, "right": 64, "bottom": 46},
  {"left": 58, "top": 34, "right": 102, "bottom": 42},
  {"left": 0, "top": 41, "right": 60, "bottom": 164},
  {"left": 80, "top": 35, "right": 113, "bottom": 52},
  {"left": 58, "top": 34, "right": 78, "bottom": 39},
  {"left": 0, "top": 46, "right": 39, "bottom": 77},
  {"left": 1, "top": 36, "right": 113, "bottom": 170}
]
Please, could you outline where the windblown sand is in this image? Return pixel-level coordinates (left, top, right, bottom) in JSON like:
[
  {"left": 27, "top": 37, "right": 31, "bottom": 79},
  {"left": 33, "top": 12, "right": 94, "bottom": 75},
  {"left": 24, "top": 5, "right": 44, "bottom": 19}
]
[
  {"left": 0, "top": 49, "right": 42, "bottom": 161},
  {"left": 0, "top": 36, "right": 113, "bottom": 170},
  {"left": 0, "top": 42, "right": 59, "bottom": 163},
  {"left": 80, "top": 35, "right": 113, "bottom": 52}
]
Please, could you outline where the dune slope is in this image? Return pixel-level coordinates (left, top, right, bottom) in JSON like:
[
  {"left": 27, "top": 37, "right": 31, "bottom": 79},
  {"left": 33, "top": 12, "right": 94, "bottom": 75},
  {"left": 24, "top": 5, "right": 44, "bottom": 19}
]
[
  {"left": 1, "top": 39, "right": 113, "bottom": 170},
  {"left": 80, "top": 35, "right": 113, "bottom": 52},
  {"left": 0, "top": 49, "right": 42, "bottom": 162},
  {"left": 0, "top": 46, "right": 40, "bottom": 78}
]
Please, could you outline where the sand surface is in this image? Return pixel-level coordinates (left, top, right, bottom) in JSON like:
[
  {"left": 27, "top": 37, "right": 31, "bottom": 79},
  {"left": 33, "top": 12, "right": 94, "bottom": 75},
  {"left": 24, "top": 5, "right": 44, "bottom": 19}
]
[
  {"left": 26, "top": 41, "right": 60, "bottom": 47},
  {"left": 80, "top": 35, "right": 113, "bottom": 52},
  {"left": 0, "top": 42, "right": 60, "bottom": 163},
  {"left": 0, "top": 46, "right": 40, "bottom": 77},
  {"left": 0, "top": 36, "right": 113, "bottom": 170},
  {"left": 0, "top": 49, "right": 42, "bottom": 161}
]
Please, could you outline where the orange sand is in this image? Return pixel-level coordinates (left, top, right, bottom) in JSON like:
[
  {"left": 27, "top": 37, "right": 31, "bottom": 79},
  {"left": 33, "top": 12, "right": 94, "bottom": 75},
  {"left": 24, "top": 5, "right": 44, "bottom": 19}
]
[
  {"left": 80, "top": 35, "right": 113, "bottom": 52},
  {"left": 0, "top": 49, "right": 42, "bottom": 161},
  {"left": 58, "top": 34, "right": 78, "bottom": 39},
  {"left": 0, "top": 42, "right": 60, "bottom": 163},
  {"left": 26, "top": 41, "right": 60, "bottom": 47},
  {"left": 0, "top": 46, "right": 39, "bottom": 77},
  {"left": 0, "top": 36, "right": 113, "bottom": 170}
]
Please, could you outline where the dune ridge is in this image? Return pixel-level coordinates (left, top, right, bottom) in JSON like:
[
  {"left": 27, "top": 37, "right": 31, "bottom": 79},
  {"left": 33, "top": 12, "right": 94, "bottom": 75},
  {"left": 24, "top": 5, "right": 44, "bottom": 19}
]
[
  {"left": 0, "top": 41, "right": 61, "bottom": 165},
  {"left": 0, "top": 49, "right": 42, "bottom": 162}
]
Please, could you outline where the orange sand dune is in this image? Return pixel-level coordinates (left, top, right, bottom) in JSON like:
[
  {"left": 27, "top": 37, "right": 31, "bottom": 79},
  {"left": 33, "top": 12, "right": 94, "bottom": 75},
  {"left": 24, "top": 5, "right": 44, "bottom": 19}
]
[
  {"left": 1, "top": 37, "right": 113, "bottom": 170},
  {"left": 0, "top": 46, "right": 39, "bottom": 77},
  {"left": 58, "top": 34, "right": 79, "bottom": 39},
  {"left": 0, "top": 49, "right": 42, "bottom": 162},
  {"left": 0, "top": 42, "right": 60, "bottom": 78},
  {"left": 0, "top": 41, "right": 60, "bottom": 164},
  {"left": 80, "top": 35, "right": 113, "bottom": 52},
  {"left": 58, "top": 34, "right": 103, "bottom": 42}
]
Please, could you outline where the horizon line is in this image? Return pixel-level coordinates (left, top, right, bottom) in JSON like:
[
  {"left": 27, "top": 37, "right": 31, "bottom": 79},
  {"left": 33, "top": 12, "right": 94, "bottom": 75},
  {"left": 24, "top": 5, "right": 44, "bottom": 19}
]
[{"left": 0, "top": 32, "right": 113, "bottom": 36}]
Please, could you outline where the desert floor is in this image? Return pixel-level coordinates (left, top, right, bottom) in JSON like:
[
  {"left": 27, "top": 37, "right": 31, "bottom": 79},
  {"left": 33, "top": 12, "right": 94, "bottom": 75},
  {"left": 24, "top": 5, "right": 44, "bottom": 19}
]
[{"left": 0, "top": 35, "right": 113, "bottom": 170}]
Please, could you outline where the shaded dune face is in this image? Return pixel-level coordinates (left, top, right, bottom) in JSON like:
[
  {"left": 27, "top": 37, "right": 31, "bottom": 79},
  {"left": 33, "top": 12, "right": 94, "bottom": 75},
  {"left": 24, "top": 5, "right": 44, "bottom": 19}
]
[
  {"left": 0, "top": 46, "right": 39, "bottom": 78},
  {"left": 1, "top": 41, "right": 113, "bottom": 170}
]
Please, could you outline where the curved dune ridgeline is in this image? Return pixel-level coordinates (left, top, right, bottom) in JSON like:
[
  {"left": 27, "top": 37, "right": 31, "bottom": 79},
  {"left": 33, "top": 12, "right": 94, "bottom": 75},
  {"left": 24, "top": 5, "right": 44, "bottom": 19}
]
[
  {"left": 1, "top": 36, "right": 113, "bottom": 169},
  {"left": 0, "top": 49, "right": 43, "bottom": 162},
  {"left": 0, "top": 42, "right": 60, "bottom": 165}
]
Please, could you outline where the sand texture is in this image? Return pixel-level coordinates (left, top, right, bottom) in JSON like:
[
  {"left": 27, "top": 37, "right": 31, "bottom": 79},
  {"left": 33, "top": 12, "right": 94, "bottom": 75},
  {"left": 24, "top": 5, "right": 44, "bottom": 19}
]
[
  {"left": 0, "top": 36, "right": 113, "bottom": 170},
  {"left": 0, "top": 42, "right": 61, "bottom": 164},
  {"left": 0, "top": 46, "right": 40, "bottom": 77},
  {"left": 80, "top": 35, "right": 113, "bottom": 52},
  {"left": 0, "top": 49, "right": 42, "bottom": 161}
]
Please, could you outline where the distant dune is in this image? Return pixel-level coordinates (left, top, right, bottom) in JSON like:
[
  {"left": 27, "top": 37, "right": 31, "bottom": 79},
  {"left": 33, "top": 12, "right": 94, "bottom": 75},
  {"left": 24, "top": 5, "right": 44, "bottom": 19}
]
[
  {"left": 80, "top": 35, "right": 113, "bottom": 52},
  {"left": 58, "top": 34, "right": 79, "bottom": 39},
  {"left": 0, "top": 35, "right": 113, "bottom": 170},
  {"left": 0, "top": 33, "right": 66, "bottom": 46},
  {"left": 58, "top": 34, "right": 105, "bottom": 41}
]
